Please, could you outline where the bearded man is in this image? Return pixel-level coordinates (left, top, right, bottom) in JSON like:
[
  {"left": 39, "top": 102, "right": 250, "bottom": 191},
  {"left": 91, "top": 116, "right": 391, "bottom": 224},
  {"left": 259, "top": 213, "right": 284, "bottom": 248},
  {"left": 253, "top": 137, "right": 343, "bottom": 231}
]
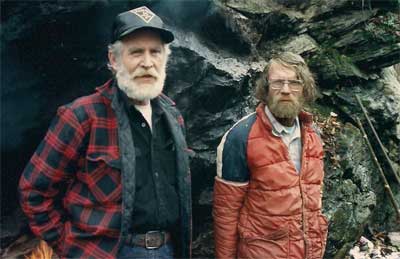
[
  {"left": 213, "top": 52, "right": 328, "bottom": 259},
  {"left": 18, "top": 6, "right": 191, "bottom": 259}
]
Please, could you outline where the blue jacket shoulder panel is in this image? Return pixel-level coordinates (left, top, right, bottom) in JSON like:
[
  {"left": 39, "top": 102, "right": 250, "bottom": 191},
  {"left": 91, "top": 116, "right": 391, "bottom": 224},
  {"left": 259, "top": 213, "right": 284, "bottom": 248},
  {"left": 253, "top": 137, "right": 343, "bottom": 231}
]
[{"left": 217, "top": 113, "right": 257, "bottom": 182}]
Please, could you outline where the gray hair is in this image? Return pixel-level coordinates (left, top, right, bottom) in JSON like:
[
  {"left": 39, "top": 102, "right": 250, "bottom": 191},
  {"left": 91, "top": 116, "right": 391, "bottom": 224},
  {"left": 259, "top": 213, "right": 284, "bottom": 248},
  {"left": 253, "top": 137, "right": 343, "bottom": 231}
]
[
  {"left": 255, "top": 52, "right": 318, "bottom": 104},
  {"left": 107, "top": 40, "right": 171, "bottom": 72}
]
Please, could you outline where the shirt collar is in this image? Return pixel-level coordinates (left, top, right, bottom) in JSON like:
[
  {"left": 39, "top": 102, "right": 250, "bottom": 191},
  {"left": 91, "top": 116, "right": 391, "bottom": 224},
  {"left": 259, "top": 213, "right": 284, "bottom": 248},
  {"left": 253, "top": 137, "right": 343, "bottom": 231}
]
[
  {"left": 264, "top": 105, "right": 300, "bottom": 138},
  {"left": 117, "top": 87, "right": 163, "bottom": 116}
]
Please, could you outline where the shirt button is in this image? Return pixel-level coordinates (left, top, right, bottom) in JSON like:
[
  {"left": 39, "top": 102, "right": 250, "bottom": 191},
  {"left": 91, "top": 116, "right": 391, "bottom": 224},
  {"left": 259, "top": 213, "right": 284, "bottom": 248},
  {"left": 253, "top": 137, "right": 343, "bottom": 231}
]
[{"left": 141, "top": 122, "right": 146, "bottom": 128}]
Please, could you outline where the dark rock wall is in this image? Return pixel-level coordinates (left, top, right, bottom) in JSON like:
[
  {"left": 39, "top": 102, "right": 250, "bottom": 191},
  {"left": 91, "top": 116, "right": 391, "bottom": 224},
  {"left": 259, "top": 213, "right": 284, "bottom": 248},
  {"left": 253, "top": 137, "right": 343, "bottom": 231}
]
[
  {"left": 1, "top": 0, "right": 127, "bottom": 246},
  {"left": 1, "top": 0, "right": 399, "bottom": 258}
]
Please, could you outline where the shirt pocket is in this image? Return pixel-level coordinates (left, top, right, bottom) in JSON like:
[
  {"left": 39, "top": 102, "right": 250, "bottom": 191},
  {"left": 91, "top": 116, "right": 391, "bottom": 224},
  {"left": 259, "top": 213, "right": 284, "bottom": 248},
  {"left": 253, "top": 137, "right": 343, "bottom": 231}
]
[
  {"left": 162, "top": 150, "right": 177, "bottom": 185},
  {"left": 155, "top": 139, "right": 177, "bottom": 185},
  {"left": 157, "top": 138, "right": 176, "bottom": 151}
]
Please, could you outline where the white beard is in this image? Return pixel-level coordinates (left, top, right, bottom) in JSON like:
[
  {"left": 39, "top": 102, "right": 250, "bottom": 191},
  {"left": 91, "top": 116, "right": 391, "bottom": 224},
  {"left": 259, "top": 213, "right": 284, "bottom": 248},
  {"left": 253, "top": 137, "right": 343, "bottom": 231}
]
[{"left": 115, "top": 62, "right": 166, "bottom": 102}]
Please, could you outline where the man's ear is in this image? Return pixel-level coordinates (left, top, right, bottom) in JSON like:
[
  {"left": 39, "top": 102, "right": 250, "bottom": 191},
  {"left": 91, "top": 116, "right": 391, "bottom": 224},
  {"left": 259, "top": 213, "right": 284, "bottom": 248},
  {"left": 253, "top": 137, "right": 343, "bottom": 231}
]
[{"left": 108, "top": 51, "right": 118, "bottom": 71}]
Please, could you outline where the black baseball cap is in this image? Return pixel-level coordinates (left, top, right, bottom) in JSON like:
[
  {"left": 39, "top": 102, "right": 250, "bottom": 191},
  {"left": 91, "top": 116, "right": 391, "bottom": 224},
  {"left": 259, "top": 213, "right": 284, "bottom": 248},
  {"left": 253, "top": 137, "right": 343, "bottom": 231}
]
[{"left": 111, "top": 6, "right": 174, "bottom": 43}]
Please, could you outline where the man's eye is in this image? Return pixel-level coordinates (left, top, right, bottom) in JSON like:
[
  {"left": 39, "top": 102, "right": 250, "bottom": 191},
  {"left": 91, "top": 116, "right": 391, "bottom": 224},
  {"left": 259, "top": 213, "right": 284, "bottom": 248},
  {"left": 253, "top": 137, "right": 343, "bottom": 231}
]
[
  {"left": 273, "top": 80, "right": 285, "bottom": 86},
  {"left": 288, "top": 80, "right": 303, "bottom": 86},
  {"left": 129, "top": 50, "right": 141, "bottom": 55}
]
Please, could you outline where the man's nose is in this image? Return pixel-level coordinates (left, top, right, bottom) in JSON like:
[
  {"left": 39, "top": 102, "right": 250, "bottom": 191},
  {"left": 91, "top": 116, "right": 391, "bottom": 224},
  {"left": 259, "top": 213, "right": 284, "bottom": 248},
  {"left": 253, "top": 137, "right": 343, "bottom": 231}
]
[
  {"left": 280, "top": 82, "right": 291, "bottom": 94},
  {"left": 141, "top": 53, "right": 153, "bottom": 68}
]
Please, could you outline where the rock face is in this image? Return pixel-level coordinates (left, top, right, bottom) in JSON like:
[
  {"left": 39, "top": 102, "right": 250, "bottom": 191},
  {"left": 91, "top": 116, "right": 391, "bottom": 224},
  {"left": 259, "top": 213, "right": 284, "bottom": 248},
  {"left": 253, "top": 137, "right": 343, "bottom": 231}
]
[
  {"left": 321, "top": 121, "right": 378, "bottom": 258},
  {"left": 1, "top": 0, "right": 399, "bottom": 258}
]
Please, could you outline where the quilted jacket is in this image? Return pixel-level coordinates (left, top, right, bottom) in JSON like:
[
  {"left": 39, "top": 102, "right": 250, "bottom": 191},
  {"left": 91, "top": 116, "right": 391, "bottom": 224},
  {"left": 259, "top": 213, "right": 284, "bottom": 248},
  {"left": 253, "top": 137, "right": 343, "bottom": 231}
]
[{"left": 213, "top": 104, "right": 328, "bottom": 259}]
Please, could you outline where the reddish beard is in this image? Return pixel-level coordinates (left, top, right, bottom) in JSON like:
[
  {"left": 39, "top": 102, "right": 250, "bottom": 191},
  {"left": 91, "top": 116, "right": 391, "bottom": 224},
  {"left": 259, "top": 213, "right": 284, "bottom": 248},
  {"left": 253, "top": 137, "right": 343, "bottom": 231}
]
[{"left": 267, "top": 94, "right": 304, "bottom": 119}]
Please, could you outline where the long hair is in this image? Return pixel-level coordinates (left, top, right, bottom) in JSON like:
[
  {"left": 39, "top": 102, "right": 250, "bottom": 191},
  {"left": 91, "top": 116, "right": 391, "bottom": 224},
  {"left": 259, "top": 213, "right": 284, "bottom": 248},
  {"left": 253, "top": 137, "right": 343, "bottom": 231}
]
[{"left": 255, "top": 52, "right": 318, "bottom": 104}]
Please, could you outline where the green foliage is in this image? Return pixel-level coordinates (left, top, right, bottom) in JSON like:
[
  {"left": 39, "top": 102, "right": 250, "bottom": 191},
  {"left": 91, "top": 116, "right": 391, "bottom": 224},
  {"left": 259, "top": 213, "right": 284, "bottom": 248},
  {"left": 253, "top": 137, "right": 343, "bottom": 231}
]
[
  {"left": 308, "top": 47, "right": 368, "bottom": 82},
  {"left": 363, "top": 12, "right": 400, "bottom": 44}
]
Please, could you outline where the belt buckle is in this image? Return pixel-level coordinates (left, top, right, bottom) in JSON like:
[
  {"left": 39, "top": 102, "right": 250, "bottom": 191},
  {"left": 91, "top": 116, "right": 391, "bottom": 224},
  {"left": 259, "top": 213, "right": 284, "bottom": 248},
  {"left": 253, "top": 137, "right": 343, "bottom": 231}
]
[{"left": 145, "top": 231, "right": 163, "bottom": 250}]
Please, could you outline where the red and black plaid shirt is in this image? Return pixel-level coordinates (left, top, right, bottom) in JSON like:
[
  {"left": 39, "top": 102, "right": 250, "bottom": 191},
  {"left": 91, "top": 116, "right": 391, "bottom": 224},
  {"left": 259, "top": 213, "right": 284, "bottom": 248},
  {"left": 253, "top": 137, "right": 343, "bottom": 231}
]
[{"left": 18, "top": 80, "right": 188, "bottom": 258}]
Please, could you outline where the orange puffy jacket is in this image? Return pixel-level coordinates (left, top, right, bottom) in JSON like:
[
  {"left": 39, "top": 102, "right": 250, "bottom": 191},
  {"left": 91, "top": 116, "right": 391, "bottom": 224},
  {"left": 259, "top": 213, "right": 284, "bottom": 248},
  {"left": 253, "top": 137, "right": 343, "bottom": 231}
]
[{"left": 213, "top": 104, "right": 328, "bottom": 259}]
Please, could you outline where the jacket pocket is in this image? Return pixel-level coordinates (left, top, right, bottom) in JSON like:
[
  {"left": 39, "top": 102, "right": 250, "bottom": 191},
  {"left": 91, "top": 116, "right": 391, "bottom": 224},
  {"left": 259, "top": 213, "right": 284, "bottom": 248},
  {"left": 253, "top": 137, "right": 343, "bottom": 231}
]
[
  {"left": 83, "top": 152, "right": 122, "bottom": 203},
  {"left": 239, "top": 228, "right": 289, "bottom": 259},
  {"left": 86, "top": 152, "right": 121, "bottom": 170},
  {"left": 308, "top": 213, "right": 329, "bottom": 259},
  {"left": 319, "top": 214, "right": 329, "bottom": 258}
]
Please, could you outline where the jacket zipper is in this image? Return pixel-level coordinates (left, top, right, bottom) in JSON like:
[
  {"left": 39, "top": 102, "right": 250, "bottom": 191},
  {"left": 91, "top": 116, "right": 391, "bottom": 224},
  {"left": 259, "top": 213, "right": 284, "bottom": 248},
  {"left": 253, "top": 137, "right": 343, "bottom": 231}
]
[
  {"left": 299, "top": 178, "right": 309, "bottom": 259},
  {"left": 299, "top": 128, "right": 309, "bottom": 259},
  {"left": 282, "top": 133, "right": 309, "bottom": 258},
  {"left": 271, "top": 116, "right": 311, "bottom": 258}
]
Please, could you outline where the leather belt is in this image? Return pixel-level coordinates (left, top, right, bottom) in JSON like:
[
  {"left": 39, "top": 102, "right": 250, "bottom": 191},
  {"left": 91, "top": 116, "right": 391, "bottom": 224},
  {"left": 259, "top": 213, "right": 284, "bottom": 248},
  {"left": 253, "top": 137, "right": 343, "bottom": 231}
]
[{"left": 125, "top": 231, "right": 171, "bottom": 249}]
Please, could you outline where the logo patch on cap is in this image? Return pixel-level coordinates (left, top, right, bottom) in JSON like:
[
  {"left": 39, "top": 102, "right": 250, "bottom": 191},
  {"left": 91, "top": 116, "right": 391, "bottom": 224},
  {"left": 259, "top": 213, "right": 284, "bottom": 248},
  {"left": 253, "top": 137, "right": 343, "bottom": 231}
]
[{"left": 130, "top": 6, "right": 155, "bottom": 23}]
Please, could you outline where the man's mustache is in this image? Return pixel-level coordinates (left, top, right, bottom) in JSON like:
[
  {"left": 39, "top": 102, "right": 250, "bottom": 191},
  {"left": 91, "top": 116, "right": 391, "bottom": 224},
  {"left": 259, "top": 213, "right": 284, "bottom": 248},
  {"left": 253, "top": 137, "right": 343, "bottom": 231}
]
[
  {"left": 132, "top": 69, "right": 158, "bottom": 79},
  {"left": 278, "top": 98, "right": 295, "bottom": 102}
]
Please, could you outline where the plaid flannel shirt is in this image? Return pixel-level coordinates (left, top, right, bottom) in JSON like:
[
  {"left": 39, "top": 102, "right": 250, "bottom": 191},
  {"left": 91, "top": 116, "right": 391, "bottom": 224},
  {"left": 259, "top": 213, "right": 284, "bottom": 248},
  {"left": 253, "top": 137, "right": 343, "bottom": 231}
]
[{"left": 18, "top": 80, "right": 192, "bottom": 258}]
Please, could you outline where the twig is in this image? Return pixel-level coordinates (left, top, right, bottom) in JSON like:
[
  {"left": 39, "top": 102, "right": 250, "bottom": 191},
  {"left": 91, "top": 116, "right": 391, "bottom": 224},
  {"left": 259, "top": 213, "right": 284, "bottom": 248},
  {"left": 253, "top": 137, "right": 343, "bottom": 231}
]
[
  {"left": 355, "top": 94, "right": 400, "bottom": 185},
  {"left": 356, "top": 117, "right": 400, "bottom": 221}
]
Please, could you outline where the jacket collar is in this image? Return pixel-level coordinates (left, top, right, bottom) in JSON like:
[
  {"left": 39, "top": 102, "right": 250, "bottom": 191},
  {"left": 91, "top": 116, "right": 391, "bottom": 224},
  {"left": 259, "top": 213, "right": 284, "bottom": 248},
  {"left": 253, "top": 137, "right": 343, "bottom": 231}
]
[{"left": 96, "top": 79, "right": 116, "bottom": 100}]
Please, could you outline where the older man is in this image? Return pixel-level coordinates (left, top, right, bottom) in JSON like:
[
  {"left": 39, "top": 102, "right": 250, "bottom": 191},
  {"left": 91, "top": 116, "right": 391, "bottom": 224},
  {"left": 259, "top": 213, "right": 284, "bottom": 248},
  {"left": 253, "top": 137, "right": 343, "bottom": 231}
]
[
  {"left": 18, "top": 6, "right": 191, "bottom": 259},
  {"left": 213, "top": 52, "right": 328, "bottom": 259}
]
